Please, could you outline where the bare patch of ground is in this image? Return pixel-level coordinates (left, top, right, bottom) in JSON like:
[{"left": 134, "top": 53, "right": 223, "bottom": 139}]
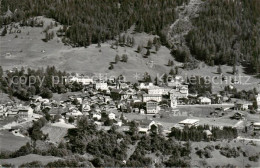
[
  {"left": 0, "top": 154, "right": 62, "bottom": 166},
  {"left": 0, "top": 130, "right": 30, "bottom": 152}
]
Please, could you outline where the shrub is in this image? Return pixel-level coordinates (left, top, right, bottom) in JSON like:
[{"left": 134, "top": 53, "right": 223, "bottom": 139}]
[
  {"left": 249, "top": 154, "right": 259, "bottom": 162},
  {"left": 20, "top": 161, "right": 43, "bottom": 167}
]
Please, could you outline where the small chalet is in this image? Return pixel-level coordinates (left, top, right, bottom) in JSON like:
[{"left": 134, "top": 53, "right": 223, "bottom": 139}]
[{"left": 197, "top": 97, "right": 211, "bottom": 105}]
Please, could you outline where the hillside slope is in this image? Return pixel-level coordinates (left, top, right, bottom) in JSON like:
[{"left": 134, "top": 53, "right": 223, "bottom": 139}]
[{"left": 0, "top": 17, "right": 175, "bottom": 82}]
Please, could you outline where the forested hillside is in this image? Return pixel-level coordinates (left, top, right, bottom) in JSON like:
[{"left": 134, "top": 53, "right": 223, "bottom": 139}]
[
  {"left": 1, "top": 0, "right": 260, "bottom": 74},
  {"left": 185, "top": 0, "right": 260, "bottom": 74},
  {"left": 0, "top": 0, "right": 189, "bottom": 46}
]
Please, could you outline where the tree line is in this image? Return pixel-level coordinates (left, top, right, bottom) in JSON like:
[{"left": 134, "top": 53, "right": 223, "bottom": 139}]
[
  {"left": 1, "top": 0, "right": 189, "bottom": 47},
  {"left": 0, "top": 66, "right": 83, "bottom": 100},
  {"left": 184, "top": 0, "right": 260, "bottom": 74},
  {"left": 169, "top": 125, "right": 238, "bottom": 141}
]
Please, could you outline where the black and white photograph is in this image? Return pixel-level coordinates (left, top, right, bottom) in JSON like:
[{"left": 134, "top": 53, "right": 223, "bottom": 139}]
[{"left": 0, "top": 0, "right": 260, "bottom": 167}]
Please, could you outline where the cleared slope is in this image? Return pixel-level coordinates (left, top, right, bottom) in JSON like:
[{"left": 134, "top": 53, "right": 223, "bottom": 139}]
[{"left": 0, "top": 17, "right": 174, "bottom": 82}]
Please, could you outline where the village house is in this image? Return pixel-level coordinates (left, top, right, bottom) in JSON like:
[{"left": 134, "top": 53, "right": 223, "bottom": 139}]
[
  {"left": 5, "top": 105, "right": 33, "bottom": 118},
  {"left": 197, "top": 97, "right": 211, "bottom": 105},
  {"left": 148, "top": 86, "right": 171, "bottom": 95},
  {"left": 42, "top": 102, "right": 52, "bottom": 110},
  {"left": 17, "top": 106, "right": 33, "bottom": 118},
  {"left": 119, "top": 91, "right": 129, "bottom": 100},
  {"left": 203, "top": 130, "right": 213, "bottom": 139},
  {"left": 0, "top": 104, "right": 5, "bottom": 117},
  {"left": 82, "top": 103, "right": 91, "bottom": 112},
  {"left": 131, "top": 94, "right": 142, "bottom": 103},
  {"left": 66, "top": 108, "right": 83, "bottom": 119},
  {"left": 108, "top": 112, "right": 116, "bottom": 120},
  {"left": 140, "top": 109, "right": 145, "bottom": 114},
  {"left": 95, "top": 82, "right": 108, "bottom": 91},
  {"left": 256, "top": 93, "right": 260, "bottom": 110},
  {"left": 114, "top": 120, "right": 122, "bottom": 127},
  {"left": 6, "top": 108, "right": 19, "bottom": 117},
  {"left": 211, "top": 94, "right": 222, "bottom": 104},
  {"left": 30, "top": 96, "right": 43, "bottom": 103},
  {"left": 234, "top": 100, "right": 252, "bottom": 110},
  {"left": 146, "top": 100, "right": 160, "bottom": 114},
  {"left": 253, "top": 122, "right": 260, "bottom": 131},
  {"left": 93, "top": 112, "right": 102, "bottom": 120},
  {"left": 139, "top": 83, "right": 154, "bottom": 90},
  {"left": 117, "top": 83, "right": 129, "bottom": 90},
  {"left": 66, "top": 76, "right": 93, "bottom": 85},
  {"left": 104, "top": 96, "right": 112, "bottom": 103},
  {"left": 76, "top": 97, "right": 83, "bottom": 104},
  {"left": 133, "top": 108, "right": 139, "bottom": 113},
  {"left": 170, "top": 98, "right": 177, "bottom": 108},
  {"left": 143, "top": 94, "right": 162, "bottom": 102},
  {"left": 126, "top": 88, "right": 136, "bottom": 96},
  {"left": 48, "top": 108, "right": 63, "bottom": 117},
  {"left": 148, "top": 86, "right": 163, "bottom": 95},
  {"left": 167, "top": 76, "right": 184, "bottom": 87}
]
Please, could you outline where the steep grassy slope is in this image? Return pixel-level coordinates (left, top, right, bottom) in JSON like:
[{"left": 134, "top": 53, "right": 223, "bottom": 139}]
[{"left": 0, "top": 17, "right": 175, "bottom": 82}]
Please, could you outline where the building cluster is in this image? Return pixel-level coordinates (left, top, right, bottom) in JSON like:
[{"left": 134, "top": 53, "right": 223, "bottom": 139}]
[
  {"left": 1, "top": 74, "right": 260, "bottom": 136},
  {"left": 0, "top": 102, "right": 34, "bottom": 119}
]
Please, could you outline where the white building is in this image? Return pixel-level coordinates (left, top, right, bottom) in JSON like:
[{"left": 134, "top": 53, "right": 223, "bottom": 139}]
[
  {"left": 148, "top": 86, "right": 163, "bottom": 95},
  {"left": 93, "top": 113, "right": 102, "bottom": 120},
  {"left": 197, "top": 97, "right": 211, "bottom": 105},
  {"left": 82, "top": 104, "right": 91, "bottom": 112},
  {"left": 139, "top": 83, "right": 154, "bottom": 90},
  {"left": 140, "top": 109, "right": 145, "bottom": 114},
  {"left": 143, "top": 94, "right": 162, "bottom": 102},
  {"left": 170, "top": 98, "right": 177, "bottom": 108},
  {"left": 76, "top": 98, "right": 83, "bottom": 104},
  {"left": 167, "top": 76, "right": 184, "bottom": 87},
  {"left": 179, "top": 119, "right": 199, "bottom": 127},
  {"left": 256, "top": 94, "right": 260, "bottom": 110},
  {"left": 66, "top": 76, "right": 93, "bottom": 85},
  {"left": 30, "top": 96, "right": 43, "bottom": 103},
  {"left": 253, "top": 122, "right": 260, "bottom": 131},
  {"left": 146, "top": 100, "right": 160, "bottom": 114},
  {"left": 0, "top": 105, "right": 4, "bottom": 116},
  {"left": 234, "top": 101, "right": 252, "bottom": 110},
  {"left": 95, "top": 82, "right": 108, "bottom": 91},
  {"left": 256, "top": 93, "right": 260, "bottom": 103},
  {"left": 108, "top": 112, "right": 116, "bottom": 120},
  {"left": 17, "top": 106, "right": 33, "bottom": 118},
  {"left": 148, "top": 86, "right": 171, "bottom": 95},
  {"left": 66, "top": 109, "right": 83, "bottom": 118}
]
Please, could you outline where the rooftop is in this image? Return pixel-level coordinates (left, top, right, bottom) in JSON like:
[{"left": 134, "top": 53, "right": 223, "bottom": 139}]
[{"left": 179, "top": 119, "right": 199, "bottom": 124}]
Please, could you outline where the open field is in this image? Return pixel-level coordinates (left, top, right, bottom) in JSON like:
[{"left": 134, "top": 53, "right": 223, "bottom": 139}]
[
  {"left": 1, "top": 17, "right": 259, "bottom": 92},
  {"left": 41, "top": 124, "right": 71, "bottom": 144},
  {"left": 191, "top": 140, "right": 260, "bottom": 167},
  {"left": 0, "top": 154, "right": 62, "bottom": 166},
  {"left": 0, "top": 130, "right": 30, "bottom": 152},
  {"left": 0, "top": 17, "right": 173, "bottom": 83}
]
